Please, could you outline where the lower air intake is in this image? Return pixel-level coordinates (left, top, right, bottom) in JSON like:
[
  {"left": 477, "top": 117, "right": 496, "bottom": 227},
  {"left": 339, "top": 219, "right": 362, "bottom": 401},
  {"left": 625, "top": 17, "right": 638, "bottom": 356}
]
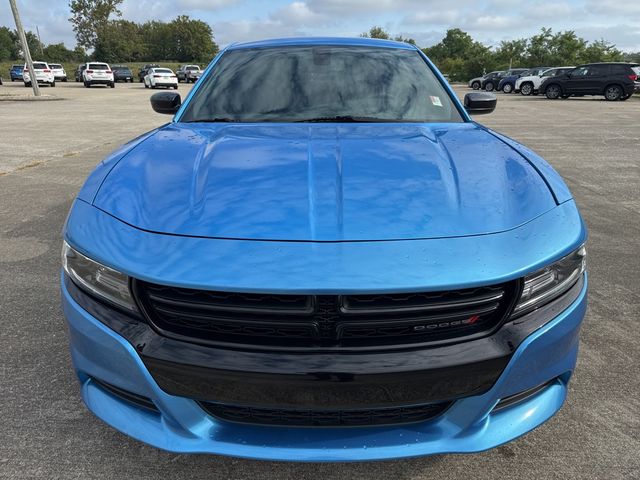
[{"left": 199, "top": 401, "right": 452, "bottom": 427}]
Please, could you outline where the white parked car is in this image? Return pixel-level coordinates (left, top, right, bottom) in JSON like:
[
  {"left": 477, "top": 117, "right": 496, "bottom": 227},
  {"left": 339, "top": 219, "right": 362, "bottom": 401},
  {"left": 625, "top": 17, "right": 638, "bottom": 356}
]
[
  {"left": 82, "top": 62, "right": 115, "bottom": 88},
  {"left": 22, "top": 61, "right": 55, "bottom": 87},
  {"left": 516, "top": 67, "right": 575, "bottom": 96},
  {"left": 48, "top": 63, "right": 67, "bottom": 82},
  {"left": 144, "top": 68, "right": 178, "bottom": 89}
]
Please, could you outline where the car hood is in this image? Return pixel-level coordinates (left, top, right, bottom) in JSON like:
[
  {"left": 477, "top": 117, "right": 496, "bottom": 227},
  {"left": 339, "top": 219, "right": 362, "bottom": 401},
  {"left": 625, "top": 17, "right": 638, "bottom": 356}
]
[{"left": 93, "top": 122, "right": 557, "bottom": 241}]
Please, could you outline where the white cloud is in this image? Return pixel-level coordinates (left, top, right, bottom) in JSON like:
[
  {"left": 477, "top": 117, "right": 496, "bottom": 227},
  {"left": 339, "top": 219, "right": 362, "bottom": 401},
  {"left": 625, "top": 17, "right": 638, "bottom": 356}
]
[
  {"left": 1, "top": 0, "right": 639, "bottom": 52},
  {"left": 176, "top": 0, "right": 240, "bottom": 10}
]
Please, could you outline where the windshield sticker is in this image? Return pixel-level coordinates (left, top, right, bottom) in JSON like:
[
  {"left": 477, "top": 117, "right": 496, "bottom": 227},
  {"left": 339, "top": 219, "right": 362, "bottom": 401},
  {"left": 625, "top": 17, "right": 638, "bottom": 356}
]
[{"left": 430, "top": 96, "right": 443, "bottom": 107}]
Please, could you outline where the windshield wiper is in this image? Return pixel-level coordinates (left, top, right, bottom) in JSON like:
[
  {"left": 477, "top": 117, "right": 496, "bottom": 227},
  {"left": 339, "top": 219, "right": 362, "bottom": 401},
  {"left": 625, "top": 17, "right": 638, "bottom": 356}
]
[
  {"left": 294, "top": 115, "right": 393, "bottom": 123},
  {"left": 184, "top": 116, "right": 397, "bottom": 123},
  {"left": 183, "top": 117, "right": 243, "bottom": 123}
]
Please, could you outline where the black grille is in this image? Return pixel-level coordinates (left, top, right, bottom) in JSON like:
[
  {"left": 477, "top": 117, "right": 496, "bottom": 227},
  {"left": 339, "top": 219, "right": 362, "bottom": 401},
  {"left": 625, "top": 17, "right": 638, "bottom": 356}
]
[
  {"left": 133, "top": 280, "right": 519, "bottom": 349},
  {"left": 199, "top": 401, "right": 451, "bottom": 427}
]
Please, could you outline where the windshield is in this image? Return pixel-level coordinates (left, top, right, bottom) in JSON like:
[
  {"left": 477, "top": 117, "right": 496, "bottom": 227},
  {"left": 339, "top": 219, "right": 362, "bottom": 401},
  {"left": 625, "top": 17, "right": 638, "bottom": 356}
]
[
  {"left": 89, "top": 63, "right": 109, "bottom": 70},
  {"left": 186, "top": 66, "right": 200, "bottom": 71},
  {"left": 30, "top": 63, "right": 48, "bottom": 69},
  {"left": 541, "top": 69, "right": 556, "bottom": 77},
  {"left": 49, "top": 64, "right": 62, "bottom": 69},
  {"left": 154, "top": 69, "right": 173, "bottom": 74},
  {"left": 180, "top": 46, "right": 462, "bottom": 123}
]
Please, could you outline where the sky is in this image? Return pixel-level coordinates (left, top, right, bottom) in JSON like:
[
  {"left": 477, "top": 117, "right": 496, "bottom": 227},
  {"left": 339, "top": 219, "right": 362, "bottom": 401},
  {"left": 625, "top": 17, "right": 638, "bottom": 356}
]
[{"left": 2, "top": 0, "right": 639, "bottom": 52}]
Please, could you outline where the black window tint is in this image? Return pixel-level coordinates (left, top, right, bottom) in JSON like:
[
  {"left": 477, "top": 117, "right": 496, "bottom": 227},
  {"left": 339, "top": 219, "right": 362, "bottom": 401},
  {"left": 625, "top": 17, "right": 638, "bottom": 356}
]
[
  {"left": 572, "top": 67, "right": 589, "bottom": 77},
  {"left": 588, "top": 65, "right": 609, "bottom": 76},
  {"left": 609, "top": 65, "right": 628, "bottom": 75}
]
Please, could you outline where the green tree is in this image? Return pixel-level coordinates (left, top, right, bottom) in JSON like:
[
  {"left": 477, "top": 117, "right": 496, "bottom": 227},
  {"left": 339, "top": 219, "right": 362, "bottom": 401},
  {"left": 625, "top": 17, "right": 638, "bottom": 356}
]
[
  {"left": 548, "top": 30, "right": 586, "bottom": 65},
  {"left": 393, "top": 34, "right": 416, "bottom": 45},
  {"left": 42, "top": 42, "right": 78, "bottom": 62},
  {"left": 524, "top": 27, "right": 553, "bottom": 65},
  {"left": 623, "top": 51, "right": 640, "bottom": 63},
  {"left": 69, "top": 0, "right": 123, "bottom": 49},
  {"left": 423, "top": 28, "right": 494, "bottom": 80},
  {"left": 140, "top": 20, "right": 173, "bottom": 60},
  {"left": 73, "top": 46, "right": 88, "bottom": 63},
  {"left": 12, "top": 30, "right": 44, "bottom": 59},
  {"left": 360, "top": 26, "right": 391, "bottom": 40},
  {"left": 493, "top": 38, "right": 527, "bottom": 68},
  {"left": 0, "top": 26, "right": 19, "bottom": 60},
  {"left": 94, "top": 20, "right": 145, "bottom": 62},
  {"left": 581, "top": 39, "right": 623, "bottom": 63},
  {"left": 167, "top": 15, "right": 218, "bottom": 62}
]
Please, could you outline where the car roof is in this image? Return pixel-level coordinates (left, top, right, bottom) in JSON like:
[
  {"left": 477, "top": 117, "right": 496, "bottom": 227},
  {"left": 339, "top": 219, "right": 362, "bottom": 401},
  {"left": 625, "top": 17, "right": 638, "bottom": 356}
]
[
  {"left": 577, "top": 62, "right": 636, "bottom": 66},
  {"left": 227, "top": 37, "right": 417, "bottom": 51}
]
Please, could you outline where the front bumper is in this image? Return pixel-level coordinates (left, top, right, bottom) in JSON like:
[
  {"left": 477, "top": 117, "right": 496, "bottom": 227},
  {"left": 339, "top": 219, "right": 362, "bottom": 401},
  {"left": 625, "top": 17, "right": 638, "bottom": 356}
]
[{"left": 62, "top": 271, "right": 587, "bottom": 461}]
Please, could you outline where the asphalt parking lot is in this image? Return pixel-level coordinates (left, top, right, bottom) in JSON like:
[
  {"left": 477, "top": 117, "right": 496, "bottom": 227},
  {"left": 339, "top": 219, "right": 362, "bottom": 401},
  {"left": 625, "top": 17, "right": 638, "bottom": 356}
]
[{"left": 0, "top": 81, "right": 639, "bottom": 479}]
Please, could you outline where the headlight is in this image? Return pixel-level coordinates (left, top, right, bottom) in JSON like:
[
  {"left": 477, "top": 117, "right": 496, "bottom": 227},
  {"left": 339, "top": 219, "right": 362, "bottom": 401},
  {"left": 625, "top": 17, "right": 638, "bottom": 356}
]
[
  {"left": 512, "top": 245, "right": 586, "bottom": 317},
  {"left": 62, "top": 241, "right": 137, "bottom": 311}
]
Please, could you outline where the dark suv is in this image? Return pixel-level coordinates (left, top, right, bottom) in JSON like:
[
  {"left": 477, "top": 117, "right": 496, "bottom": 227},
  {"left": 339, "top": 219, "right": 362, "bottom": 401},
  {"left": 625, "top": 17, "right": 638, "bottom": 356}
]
[
  {"left": 480, "top": 70, "right": 505, "bottom": 91},
  {"left": 138, "top": 64, "right": 160, "bottom": 82},
  {"left": 112, "top": 65, "right": 134, "bottom": 83},
  {"left": 541, "top": 63, "right": 640, "bottom": 101}
]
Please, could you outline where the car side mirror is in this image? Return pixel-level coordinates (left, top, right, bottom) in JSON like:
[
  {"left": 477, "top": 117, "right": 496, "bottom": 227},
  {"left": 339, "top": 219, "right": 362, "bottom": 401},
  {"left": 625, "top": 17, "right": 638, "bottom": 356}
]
[
  {"left": 464, "top": 92, "right": 497, "bottom": 115},
  {"left": 150, "top": 91, "right": 181, "bottom": 115}
]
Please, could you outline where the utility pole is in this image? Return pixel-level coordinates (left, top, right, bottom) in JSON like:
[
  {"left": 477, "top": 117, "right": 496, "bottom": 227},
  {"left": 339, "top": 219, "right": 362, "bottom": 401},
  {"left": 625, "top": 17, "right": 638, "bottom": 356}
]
[
  {"left": 36, "top": 25, "right": 44, "bottom": 56},
  {"left": 9, "top": 0, "right": 40, "bottom": 96}
]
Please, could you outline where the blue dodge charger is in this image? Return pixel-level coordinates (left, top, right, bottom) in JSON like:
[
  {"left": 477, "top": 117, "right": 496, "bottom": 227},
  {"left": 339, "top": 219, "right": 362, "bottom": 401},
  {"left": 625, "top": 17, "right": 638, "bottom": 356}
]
[{"left": 61, "top": 37, "right": 587, "bottom": 461}]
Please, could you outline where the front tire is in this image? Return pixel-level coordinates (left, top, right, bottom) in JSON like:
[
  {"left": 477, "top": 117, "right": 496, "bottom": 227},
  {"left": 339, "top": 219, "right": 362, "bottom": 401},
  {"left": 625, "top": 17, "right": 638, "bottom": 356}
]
[
  {"left": 604, "top": 85, "right": 622, "bottom": 101},
  {"left": 471, "top": 81, "right": 480, "bottom": 90},
  {"left": 484, "top": 81, "right": 494, "bottom": 91},
  {"left": 545, "top": 84, "right": 561, "bottom": 99},
  {"left": 520, "top": 82, "right": 533, "bottom": 96},
  {"left": 502, "top": 83, "right": 513, "bottom": 94}
]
